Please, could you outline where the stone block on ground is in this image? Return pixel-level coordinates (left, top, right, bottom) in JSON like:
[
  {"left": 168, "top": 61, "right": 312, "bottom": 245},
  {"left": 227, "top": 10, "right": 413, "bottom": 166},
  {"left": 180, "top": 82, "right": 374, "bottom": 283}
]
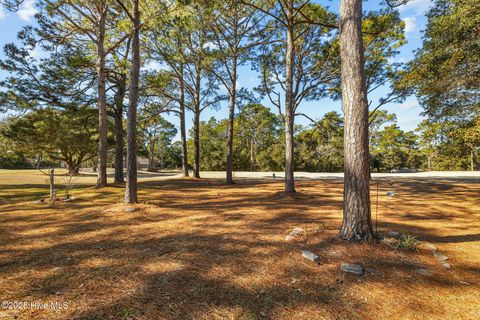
[
  {"left": 387, "top": 231, "right": 401, "bottom": 239},
  {"left": 415, "top": 268, "right": 432, "bottom": 276},
  {"left": 341, "top": 263, "right": 364, "bottom": 275},
  {"left": 433, "top": 251, "right": 448, "bottom": 262},
  {"left": 290, "top": 227, "right": 305, "bottom": 236},
  {"left": 301, "top": 250, "right": 319, "bottom": 263}
]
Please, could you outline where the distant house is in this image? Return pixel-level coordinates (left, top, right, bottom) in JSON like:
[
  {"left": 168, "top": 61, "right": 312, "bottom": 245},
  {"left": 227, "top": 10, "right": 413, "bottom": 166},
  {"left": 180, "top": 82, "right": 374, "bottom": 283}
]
[
  {"left": 136, "top": 157, "right": 150, "bottom": 171},
  {"left": 111, "top": 156, "right": 150, "bottom": 171}
]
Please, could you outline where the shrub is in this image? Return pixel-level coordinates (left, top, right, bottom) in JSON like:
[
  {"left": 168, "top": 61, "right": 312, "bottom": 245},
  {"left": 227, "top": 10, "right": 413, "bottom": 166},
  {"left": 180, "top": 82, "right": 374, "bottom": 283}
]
[{"left": 395, "top": 233, "right": 420, "bottom": 253}]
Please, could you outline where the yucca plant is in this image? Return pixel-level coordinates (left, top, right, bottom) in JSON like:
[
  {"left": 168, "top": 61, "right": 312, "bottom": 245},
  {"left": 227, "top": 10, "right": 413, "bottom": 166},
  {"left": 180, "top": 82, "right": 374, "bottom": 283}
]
[{"left": 395, "top": 233, "right": 420, "bottom": 253}]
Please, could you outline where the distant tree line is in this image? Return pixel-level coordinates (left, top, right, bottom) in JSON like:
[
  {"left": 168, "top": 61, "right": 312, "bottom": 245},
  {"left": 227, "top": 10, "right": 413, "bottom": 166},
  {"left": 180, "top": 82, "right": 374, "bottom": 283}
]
[{"left": 2, "top": 103, "right": 475, "bottom": 173}]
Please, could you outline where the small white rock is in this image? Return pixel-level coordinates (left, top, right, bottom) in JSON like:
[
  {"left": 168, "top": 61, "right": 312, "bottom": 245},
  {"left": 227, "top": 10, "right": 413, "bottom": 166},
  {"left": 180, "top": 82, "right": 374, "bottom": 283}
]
[
  {"left": 387, "top": 231, "right": 401, "bottom": 239},
  {"left": 433, "top": 251, "right": 448, "bottom": 262},
  {"left": 285, "top": 235, "right": 295, "bottom": 241},
  {"left": 301, "top": 250, "right": 319, "bottom": 262},
  {"left": 290, "top": 227, "right": 305, "bottom": 236},
  {"left": 415, "top": 268, "right": 432, "bottom": 276},
  {"left": 341, "top": 263, "right": 363, "bottom": 275}
]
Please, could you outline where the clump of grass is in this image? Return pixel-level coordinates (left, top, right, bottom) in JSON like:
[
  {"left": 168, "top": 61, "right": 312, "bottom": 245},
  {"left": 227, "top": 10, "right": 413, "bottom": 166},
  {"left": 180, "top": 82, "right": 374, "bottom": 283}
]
[
  {"left": 311, "top": 223, "right": 326, "bottom": 235},
  {"left": 118, "top": 307, "right": 135, "bottom": 319},
  {"left": 395, "top": 233, "right": 420, "bottom": 253}
]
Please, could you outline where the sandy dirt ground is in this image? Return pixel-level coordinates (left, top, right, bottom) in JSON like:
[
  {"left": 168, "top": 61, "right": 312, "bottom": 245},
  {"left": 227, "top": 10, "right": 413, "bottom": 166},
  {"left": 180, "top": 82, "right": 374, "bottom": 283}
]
[{"left": 0, "top": 170, "right": 479, "bottom": 320}]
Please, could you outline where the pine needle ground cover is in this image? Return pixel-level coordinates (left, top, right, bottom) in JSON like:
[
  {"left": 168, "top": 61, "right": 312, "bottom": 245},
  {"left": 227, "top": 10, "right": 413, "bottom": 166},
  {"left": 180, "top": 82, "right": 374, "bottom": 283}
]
[{"left": 0, "top": 170, "right": 479, "bottom": 320}]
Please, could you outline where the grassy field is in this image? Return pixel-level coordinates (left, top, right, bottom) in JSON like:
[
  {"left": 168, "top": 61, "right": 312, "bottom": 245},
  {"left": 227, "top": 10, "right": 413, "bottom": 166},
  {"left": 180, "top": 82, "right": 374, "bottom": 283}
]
[{"left": 0, "top": 169, "right": 479, "bottom": 320}]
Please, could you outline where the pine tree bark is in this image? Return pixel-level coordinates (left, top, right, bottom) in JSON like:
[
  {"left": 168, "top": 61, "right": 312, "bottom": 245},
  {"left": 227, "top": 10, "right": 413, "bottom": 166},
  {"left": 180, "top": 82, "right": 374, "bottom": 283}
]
[
  {"left": 49, "top": 169, "right": 56, "bottom": 202},
  {"left": 96, "top": 10, "right": 108, "bottom": 188},
  {"left": 284, "top": 4, "right": 296, "bottom": 194},
  {"left": 226, "top": 57, "right": 237, "bottom": 184},
  {"left": 113, "top": 85, "right": 125, "bottom": 183},
  {"left": 339, "top": 0, "right": 374, "bottom": 242},
  {"left": 125, "top": 0, "right": 140, "bottom": 204},
  {"left": 148, "top": 139, "right": 155, "bottom": 171},
  {"left": 179, "top": 66, "right": 189, "bottom": 177},
  {"left": 193, "top": 64, "right": 201, "bottom": 179},
  {"left": 471, "top": 149, "right": 474, "bottom": 171},
  {"left": 193, "top": 107, "right": 200, "bottom": 178}
]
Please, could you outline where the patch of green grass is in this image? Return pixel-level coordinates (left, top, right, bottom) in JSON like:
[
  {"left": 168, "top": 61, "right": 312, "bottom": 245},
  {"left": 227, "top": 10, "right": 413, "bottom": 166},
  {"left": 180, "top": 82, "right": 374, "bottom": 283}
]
[
  {"left": 118, "top": 306, "right": 135, "bottom": 319},
  {"left": 395, "top": 233, "right": 420, "bottom": 253}
]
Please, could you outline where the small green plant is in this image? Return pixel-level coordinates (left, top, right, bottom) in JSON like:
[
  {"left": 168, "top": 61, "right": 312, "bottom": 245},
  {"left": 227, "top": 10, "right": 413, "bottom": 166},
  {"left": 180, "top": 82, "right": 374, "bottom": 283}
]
[
  {"left": 395, "top": 233, "right": 420, "bottom": 253},
  {"left": 118, "top": 307, "right": 135, "bottom": 319},
  {"left": 311, "top": 223, "right": 326, "bottom": 235}
]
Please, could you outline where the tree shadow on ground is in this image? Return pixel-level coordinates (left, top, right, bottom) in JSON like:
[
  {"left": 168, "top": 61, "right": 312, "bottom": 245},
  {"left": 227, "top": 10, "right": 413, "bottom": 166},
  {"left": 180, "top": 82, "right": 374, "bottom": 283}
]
[{"left": 0, "top": 178, "right": 479, "bottom": 319}]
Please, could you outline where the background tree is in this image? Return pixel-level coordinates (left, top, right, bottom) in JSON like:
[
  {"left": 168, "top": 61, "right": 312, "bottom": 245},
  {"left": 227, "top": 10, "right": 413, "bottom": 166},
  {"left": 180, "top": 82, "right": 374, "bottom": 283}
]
[
  {"left": 188, "top": 118, "right": 228, "bottom": 171},
  {"left": 208, "top": 0, "right": 264, "bottom": 184},
  {"left": 42, "top": 0, "right": 130, "bottom": 188},
  {"left": 0, "top": 0, "right": 23, "bottom": 10},
  {"left": 235, "top": 103, "right": 283, "bottom": 171},
  {"left": 405, "top": 0, "right": 479, "bottom": 124},
  {"left": 0, "top": 38, "right": 96, "bottom": 113},
  {"left": 138, "top": 111, "right": 177, "bottom": 171},
  {"left": 370, "top": 123, "right": 421, "bottom": 171},
  {"left": 0, "top": 108, "right": 98, "bottom": 173},
  {"left": 115, "top": 0, "right": 141, "bottom": 203},
  {"left": 108, "top": 36, "right": 132, "bottom": 183},
  {"left": 245, "top": 0, "right": 337, "bottom": 193},
  {"left": 146, "top": 7, "right": 191, "bottom": 177},
  {"left": 296, "top": 111, "right": 344, "bottom": 172},
  {"left": 149, "top": 2, "right": 222, "bottom": 179},
  {"left": 404, "top": 0, "right": 479, "bottom": 171}
]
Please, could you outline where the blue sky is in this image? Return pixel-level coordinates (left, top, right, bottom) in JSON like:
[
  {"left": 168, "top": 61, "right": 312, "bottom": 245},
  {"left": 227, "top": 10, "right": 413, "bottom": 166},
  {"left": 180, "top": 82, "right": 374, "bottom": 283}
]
[{"left": 0, "top": 0, "right": 433, "bottom": 139}]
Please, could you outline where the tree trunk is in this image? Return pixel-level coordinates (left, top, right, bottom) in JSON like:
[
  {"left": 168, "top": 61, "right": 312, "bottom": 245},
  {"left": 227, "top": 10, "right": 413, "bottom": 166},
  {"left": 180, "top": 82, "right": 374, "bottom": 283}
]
[
  {"left": 96, "top": 11, "right": 108, "bottom": 188},
  {"left": 114, "top": 106, "right": 125, "bottom": 183},
  {"left": 49, "top": 169, "right": 56, "bottom": 202},
  {"left": 179, "top": 65, "right": 189, "bottom": 177},
  {"left": 339, "top": 0, "right": 374, "bottom": 242},
  {"left": 193, "top": 64, "right": 201, "bottom": 179},
  {"left": 471, "top": 149, "right": 474, "bottom": 171},
  {"left": 113, "top": 77, "right": 126, "bottom": 183},
  {"left": 68, "top": 166, "right": 80, "bottom": 175},
  {"left": 148, "top": 139, "right": 155, "bottom": 171},
  {"left": 226, "top": 56, "right": 237, "bottom": 184},
  {"left": 284, "top": 6, "right": 295, "bottom": 194},
  {"left": 36, "top": 154, "right": 42, "bottom": 169},
  {"left": 125, "top": 0, "right": 140, "bottom": 204},
  {"left": 193, "top": 107, "right": 200, "bottom": 178},
  {"left": 250, "top": 139, "right": 255, "bottom": 171}
]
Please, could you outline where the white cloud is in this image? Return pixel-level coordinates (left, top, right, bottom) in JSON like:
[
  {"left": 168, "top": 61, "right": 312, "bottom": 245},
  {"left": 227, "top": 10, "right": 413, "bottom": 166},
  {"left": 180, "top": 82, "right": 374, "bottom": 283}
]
[
  {"left": 143, "top": 61, "right": 162, "bottom": 71},
  {"left": 399, "top": 0, "right": 433, "bottom": 15},
  {"left": 0, "top": 7, "right": 6, "bottom": 20},
  {"left": 398, "top": 99, "right": 419, "bottom": 110},
  {"left": 402, "top": 16, "right": 417, "bottom": 34},
  {"left": 204, "top": 42, "right": 217, "bottom": 51},
  {"left": 397, "top": 114, "right": 425, "bottom": 131},
  {"left": 17, "top": 0, "right": 38, "bottom": 22},
  {"left": 388, "top": 56, "right": 407, "bottom": 65},
  {"left": 27, "top": 46, "right": 41, "bottom": 58}
]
